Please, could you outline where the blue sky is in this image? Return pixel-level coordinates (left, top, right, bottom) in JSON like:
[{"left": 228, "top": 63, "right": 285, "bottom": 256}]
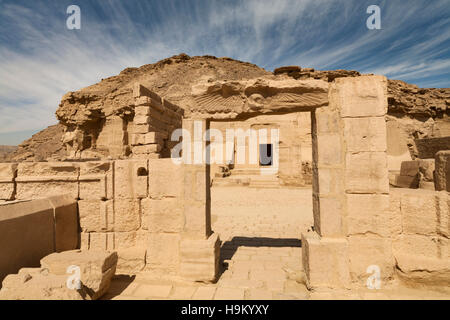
[{"left": 0, "top": 0, "right": 449, "bottom": 145}]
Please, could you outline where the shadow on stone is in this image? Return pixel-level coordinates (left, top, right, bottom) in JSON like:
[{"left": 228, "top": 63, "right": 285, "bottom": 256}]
[{"left": 217, "top": 236, "right": 302, "bottom": 279}]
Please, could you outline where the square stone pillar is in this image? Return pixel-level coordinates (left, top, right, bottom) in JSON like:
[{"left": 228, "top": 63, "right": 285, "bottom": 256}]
[
  {"left": 303, "top": 75, "right": 391, "bottom": 289},
  {"left": 179, "top": 119, "right": 220, "bottom": 282}
]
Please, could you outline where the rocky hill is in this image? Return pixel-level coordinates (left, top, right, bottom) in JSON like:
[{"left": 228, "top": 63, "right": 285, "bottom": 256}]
[
  {"left": 3, "top": 54, "right": 449, "bottom": 162},
  {"left": 0, "top": 145, "right": 17, "bottom": 162},
  {"left": 6, "top": 125, "right": 65, "bottom": 162}
]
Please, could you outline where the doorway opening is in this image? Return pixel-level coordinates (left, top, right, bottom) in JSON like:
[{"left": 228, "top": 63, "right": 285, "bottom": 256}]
[{"left": 259, "top": 144, "right": 273, "bottom": 166}]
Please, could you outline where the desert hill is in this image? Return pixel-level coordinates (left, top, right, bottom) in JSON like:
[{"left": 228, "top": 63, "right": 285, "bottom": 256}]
[{"left": 5, "top": 54, "right": 449, "bottom": 162}]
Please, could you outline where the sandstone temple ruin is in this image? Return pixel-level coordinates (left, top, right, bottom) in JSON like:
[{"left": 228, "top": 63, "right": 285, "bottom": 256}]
[{"left": 0, "top": 56, "right": 449, "bottom": 299}]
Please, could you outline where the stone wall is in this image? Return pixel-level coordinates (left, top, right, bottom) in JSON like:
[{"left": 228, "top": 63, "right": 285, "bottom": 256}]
[
  {"left": 210, "top": 112, "right": 312, "bottom": 186},
  {"left": 0, "top": 159, "right": 220, "bottom": 281},
  {"left": 131, "top": 84, "right": 184, "bottom": 159},
  {"left": 62, "top": 84, "right": 184, "bottom": 160},
  {"left": 303, "top": 75, "right": 393, "bottom": 289},
  {"left": 0, "top": 196, "right": 78, "bottom": 285},
  {"left": 390, "top": 189, "right": 450, "bottom": 286}
]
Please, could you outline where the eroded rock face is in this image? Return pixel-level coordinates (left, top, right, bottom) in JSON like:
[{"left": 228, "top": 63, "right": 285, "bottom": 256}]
[{"left": 0, "top": 250, "right": 118, "bottom": 300}]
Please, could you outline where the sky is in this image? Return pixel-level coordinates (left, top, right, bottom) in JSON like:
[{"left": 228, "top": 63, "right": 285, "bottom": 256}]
[{"left": 0, "top": 0, "right": 449, "bottom": 145}]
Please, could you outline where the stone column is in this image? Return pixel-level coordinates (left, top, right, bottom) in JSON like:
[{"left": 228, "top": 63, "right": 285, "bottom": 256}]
[{"left": 303, "top": 75, "right": 392, "bottom": 289}]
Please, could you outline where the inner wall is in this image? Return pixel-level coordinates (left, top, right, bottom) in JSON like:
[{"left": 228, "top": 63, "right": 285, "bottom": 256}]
[{"left": 210, "top": 112, "right": 314, "bottom": 243}]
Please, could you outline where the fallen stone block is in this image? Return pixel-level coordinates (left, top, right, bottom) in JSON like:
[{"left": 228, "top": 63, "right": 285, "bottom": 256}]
[
  {"left": 40, "top": 250, "right": 118, "bottom": 300},
  {"left": 0, "top": 268, "right": 84, "bottom": 300},
  {"left": 0, "top": 199, "right": 55, "bottom": 283},
  {"left": 392, "top": 175, "right": 418, "bottom": 188}
]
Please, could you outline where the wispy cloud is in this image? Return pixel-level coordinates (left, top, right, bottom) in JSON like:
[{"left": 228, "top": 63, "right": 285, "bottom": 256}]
[{"left": 0, "top": 0, "right": 449, "bottom": 144}]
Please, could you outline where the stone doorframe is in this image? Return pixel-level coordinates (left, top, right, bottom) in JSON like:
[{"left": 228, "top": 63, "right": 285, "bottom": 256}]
[{"left": 181, "top": 75, "right": 390, "bottom": 287}]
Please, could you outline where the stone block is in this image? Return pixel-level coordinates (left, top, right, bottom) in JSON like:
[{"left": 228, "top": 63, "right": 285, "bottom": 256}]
[
  {"left": 116, "top": 247, "right": 146, "bottom": 275},
  {"left": 347, "top": 235, "right": 394, "bottom": 283},
  {"left": 179, "top": 233, "right": 221, "bottom": 282},
  {"left": 0, "top": 270, "right": 83, "bottom": 300},
  {"left": 301, "top": 232, "right": 350, "bottom": 289},
  {"left": 316, "top": 134, "right": 342, "bottom": 165},
  {"left": 78, "top": 200, "right": 113, "bottom": 232},
  {"left": 132, "top": 144, "right": 161, "bottom": 155},
  {"left": 346, "top": 194, "right": 392, "bottom": 237},
  {"left": 183, "top": 201, "right": 210, "bottom": 240},
  {"left": 313, "top": 107, "right": 340, "bottom": 135},
  {"left": 184, "top": 165, "right": 208, "bottom": 202},
  {"left": 395, "top": 253, "right": 450, "bottom": 287},
  {"left": 400, "top": 161, "right": 420, "bottom": 177},
  {"left": 0, "top": 163, "right": 17, "bottom": 200},
  {"left": 313, "top": 194, "right": 343, "bottom": 237},
  {"left": 334, "top": 75, "right": 387, "bottom": 118},
  {"left": 146, "top": 233, "right": 180, "bottom": 273},
  {"left": 131, "top": 132, "right": 166, "bottom": 146},
  {"left": 388, "top": 191, "right": 403, "bottom": 237},
  {"left": 114, "top": 160, "right": 148, "bottom": 199},
  {"left": 79, "top": 161, "right": 113, "bottom": 200},
  {"left": 313, "top": 167, "right": 343, "bottom": 195},
  {"left": 134, "top": 115, "right": 150, "bottom": 125},
  {"left": 435, "top": 150, "right": 450, "bottom": 191},
  {"left": 393, "top": 234, "right": 440, "bottom": 259},
  {"left": 345, "top": 152, "right": 389, "bottom": 194},
  {"left": 40, "top": 250, "right": 118, "bottom": 300},
  {"left": 89, "top": 232, "right": 114, "bottom": 251},
  {"left": 114, "top": 199, "right": 141, "bottom": 232},
  {"left": 0, "top": 199, "right": 55, "bottom": 283},
  {"left": 80, "top": 232, "right": 89, "bottom": 250},
  {"left": 437, "top": 191, "right": 449, "bottom": 238},
  {"left": 415, "top": 137, "right": 450, "bottom": 159},
  {"left": 147, "top": 198, "right": 184, "bottom": 233},
  {"left": 135, "top": 105, "right": 151, "bottom": 115},
  {"left": 418, "top": 159, "right": 435, "bottom": 182},
  {"left": 113, "top": 231, "right": 139, "bottom": 249},
  {"left": 47, "top": 195, "right": 78, "bottom": 252},
  {"left": 343, "top": 117, "right": 387, "bottom": 152},
  {"left": 16, "top": 162, "right": 79, "bottom": 200},
  {"left": 401, "top": 189, "right": 439, "bottom": 236},
  {"left": 392, "top": 175, "right": 418, "bottom": 189},
  {"left": 148, "top": 159, "right": 183, "bottom": 199},
  {"left": 135, "top": 96, "right": 151, "bottom": 106},
  {"left": 132, "top": 124, "right": 153, "bottom": 134}
]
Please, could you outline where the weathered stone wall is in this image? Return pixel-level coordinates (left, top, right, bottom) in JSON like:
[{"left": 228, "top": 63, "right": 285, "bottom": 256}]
[
  {"left": 0, "top": 196, "right": 78, "bottom": 285},
  {"left": 131, "top": 84, "right": 184, "bottom": 159},
  {"left": 390, "top": 189, "right": 450, "bottom": 286},
  {"left": 61, "top": 84, "right": 184, "bottom": 161},
  {"left": 1, "top": 158, "right": 220, "bottom": 281}
]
